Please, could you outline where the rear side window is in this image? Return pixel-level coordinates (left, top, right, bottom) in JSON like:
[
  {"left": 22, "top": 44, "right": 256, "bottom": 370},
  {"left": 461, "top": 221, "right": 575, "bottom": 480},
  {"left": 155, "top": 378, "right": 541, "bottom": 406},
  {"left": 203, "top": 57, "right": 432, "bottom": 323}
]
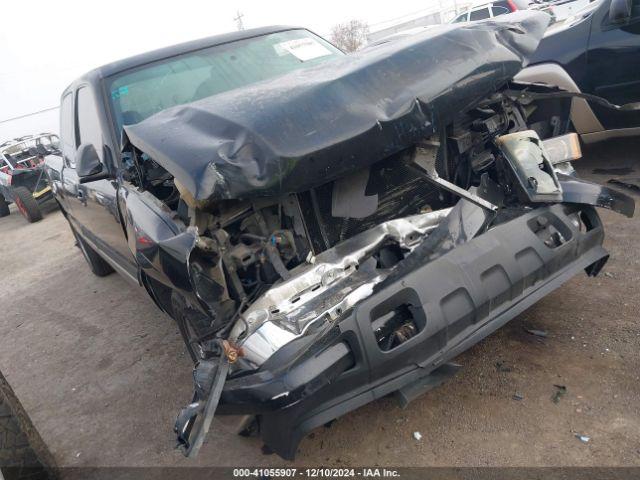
[
  {"left": 76, "top": 87, "right": 104, "bottom": 162},
  {"left": 60, "top": 93, "right": 75, "bottom": 167},
  {"left": 470, "top": 7, "right": 491, "bottom": 20}
]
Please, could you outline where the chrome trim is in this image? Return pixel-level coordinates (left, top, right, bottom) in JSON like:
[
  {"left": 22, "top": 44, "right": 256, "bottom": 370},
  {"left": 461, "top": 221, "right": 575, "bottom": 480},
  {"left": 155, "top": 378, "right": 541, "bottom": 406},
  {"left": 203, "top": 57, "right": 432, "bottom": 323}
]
[{"left": 230, "top": 208, "right": 451, "bottom": 366}]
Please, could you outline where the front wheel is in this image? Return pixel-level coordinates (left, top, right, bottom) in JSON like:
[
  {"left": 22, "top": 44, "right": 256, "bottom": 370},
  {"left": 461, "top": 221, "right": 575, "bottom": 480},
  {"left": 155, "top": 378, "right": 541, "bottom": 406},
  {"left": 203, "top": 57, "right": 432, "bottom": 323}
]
[
  {"left": 12, "top": 187, "right": 42, "bottom": 223},
  {"left": 69, "top": 224, "right": 114, "bottom": 277}
]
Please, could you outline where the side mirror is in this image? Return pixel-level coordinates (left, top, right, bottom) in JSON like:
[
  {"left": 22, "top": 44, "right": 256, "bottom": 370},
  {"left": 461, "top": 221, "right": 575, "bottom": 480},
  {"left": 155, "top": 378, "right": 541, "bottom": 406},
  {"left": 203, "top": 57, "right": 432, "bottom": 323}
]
[
  {"left": 76, "top": 143, "right": 102, "bottom": 177},
  {"left": 76, "top": 143, "right": 111, "bottom": 183},
  {"left": 609, "top": 0, "right": 632, "bottom": 23}
]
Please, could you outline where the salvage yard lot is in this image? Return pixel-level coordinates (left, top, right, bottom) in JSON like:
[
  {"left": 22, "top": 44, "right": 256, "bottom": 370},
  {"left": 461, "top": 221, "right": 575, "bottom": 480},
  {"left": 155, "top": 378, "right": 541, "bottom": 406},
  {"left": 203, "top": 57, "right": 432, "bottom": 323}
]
[{"left": 0, "top": 139, "right": 639, "bottom": 468}]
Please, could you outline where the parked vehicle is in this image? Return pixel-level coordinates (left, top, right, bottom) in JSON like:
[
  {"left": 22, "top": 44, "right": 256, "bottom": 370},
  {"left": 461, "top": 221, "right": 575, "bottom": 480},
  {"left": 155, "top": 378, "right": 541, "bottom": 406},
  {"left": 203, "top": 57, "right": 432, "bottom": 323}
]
[
  {"left": 530, "top": 0, "right": 594, "bottom": 23},
  {"left": 450, "top": 0, "right": 530, "bottom": 23},
  {"left": 0, "top": 134, "right": 59, "bottom": 223},
  {"left": 45, "top": 12, "right": 634, "bottom": 460},
  {"left": 517, "top": 0, "right": 640, "bottom": 142}
]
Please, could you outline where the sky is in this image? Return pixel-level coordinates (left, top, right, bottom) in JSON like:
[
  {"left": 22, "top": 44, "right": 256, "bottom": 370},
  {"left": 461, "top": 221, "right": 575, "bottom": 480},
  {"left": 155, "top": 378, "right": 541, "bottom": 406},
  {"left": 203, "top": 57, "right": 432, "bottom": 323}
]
[{"left": 0, "top": 0, "right": 455, "bottom": 140}]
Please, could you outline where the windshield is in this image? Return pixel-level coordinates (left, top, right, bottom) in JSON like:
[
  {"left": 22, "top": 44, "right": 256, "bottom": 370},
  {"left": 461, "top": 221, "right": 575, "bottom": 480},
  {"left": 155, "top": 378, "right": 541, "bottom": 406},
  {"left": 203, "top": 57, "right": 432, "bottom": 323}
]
[{"left": 107, "top": 29, "right": 343, "bottom": 133}]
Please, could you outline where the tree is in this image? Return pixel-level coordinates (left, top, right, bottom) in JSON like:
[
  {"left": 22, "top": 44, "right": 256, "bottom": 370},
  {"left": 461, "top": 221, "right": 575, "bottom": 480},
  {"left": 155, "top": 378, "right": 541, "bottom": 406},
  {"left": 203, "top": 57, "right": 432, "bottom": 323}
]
[{"left": 330, "top": 19, "right": 370, "bottom": 52}]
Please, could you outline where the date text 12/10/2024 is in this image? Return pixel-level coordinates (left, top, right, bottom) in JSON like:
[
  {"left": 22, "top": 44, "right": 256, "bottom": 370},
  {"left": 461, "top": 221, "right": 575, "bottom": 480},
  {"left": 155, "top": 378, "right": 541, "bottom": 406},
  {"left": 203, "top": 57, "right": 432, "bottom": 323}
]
[{"left": 232, "top": 468, "right": 401, "bottom": 478}]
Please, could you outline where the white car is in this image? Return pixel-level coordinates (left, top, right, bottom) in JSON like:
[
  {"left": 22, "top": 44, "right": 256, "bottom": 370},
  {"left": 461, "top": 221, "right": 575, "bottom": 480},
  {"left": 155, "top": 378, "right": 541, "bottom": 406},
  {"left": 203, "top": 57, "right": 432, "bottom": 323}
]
[
  {"left": 450, "top": 0, "right": 530, "bottom": 23},
  {"left": 531, "top": 0, "right": 595, "bottom": 23}
]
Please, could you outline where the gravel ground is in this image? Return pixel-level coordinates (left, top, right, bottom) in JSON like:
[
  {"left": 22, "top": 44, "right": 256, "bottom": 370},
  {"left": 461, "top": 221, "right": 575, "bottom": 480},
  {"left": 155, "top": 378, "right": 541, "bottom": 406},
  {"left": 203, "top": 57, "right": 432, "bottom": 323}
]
[{"left": 0, "top": 138, "right": 638, "bottom": 469}]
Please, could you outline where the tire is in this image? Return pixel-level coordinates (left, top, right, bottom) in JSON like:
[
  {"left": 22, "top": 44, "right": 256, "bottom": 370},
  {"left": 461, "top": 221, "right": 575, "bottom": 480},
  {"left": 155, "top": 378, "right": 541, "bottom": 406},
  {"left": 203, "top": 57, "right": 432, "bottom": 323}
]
[
  {"left": 0, "top": 373, "right": 54, "bottom": 480},
  {"left": 71, "top": 226, "right": 114, "bottom": 277},
  {"left": 12, "top": 187, "right": 42, "bottom": 223},
  {"left": 171, "top": 292, "right": 217, "bottom": 363},
  {"left": 0, "top": 194, "right": 9, "bottom": 218}
]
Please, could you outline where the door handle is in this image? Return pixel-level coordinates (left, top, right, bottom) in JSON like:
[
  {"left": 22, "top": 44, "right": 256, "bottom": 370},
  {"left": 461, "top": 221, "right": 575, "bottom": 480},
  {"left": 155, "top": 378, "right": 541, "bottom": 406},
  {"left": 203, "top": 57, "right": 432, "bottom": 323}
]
[{"left": 77, "top": 190, "right": 87, "bottom": 205}]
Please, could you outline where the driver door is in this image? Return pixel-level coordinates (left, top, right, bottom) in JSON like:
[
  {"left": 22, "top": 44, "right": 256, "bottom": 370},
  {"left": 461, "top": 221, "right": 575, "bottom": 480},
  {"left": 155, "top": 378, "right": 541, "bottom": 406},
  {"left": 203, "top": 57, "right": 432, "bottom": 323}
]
[{"left": 65, "top": 84, "right": 137, "bottom": 279}]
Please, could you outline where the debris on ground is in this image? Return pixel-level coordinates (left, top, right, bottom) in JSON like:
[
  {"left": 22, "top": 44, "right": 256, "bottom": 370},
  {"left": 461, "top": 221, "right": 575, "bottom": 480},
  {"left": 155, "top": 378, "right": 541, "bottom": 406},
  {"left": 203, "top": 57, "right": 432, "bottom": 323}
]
[
  {"left": 575, "top": 434, "right": 590, "bottom": 444},
  {"left": 513, "top": 393, "right": 524, "bottom": 401},
  {"left": 413, "top": 431, "right": 422, "bottom": 441},
  {"left": 608, "top": 177, "right": 640, "bottom": 193},
  {"left": 552, "top": 384, "right": 567, "bottom": 403},
  {"left": 592, "top": 167, "right": 634, "bottom": 175},
  {"left": 604, "top": 272, "right": 614, "bottom": 278},
  {"left": 524, "top": 328, "right": 548, "bottom": 338},
  {"left": 496, "top": 360, "right": 512, "bottom": 372}
]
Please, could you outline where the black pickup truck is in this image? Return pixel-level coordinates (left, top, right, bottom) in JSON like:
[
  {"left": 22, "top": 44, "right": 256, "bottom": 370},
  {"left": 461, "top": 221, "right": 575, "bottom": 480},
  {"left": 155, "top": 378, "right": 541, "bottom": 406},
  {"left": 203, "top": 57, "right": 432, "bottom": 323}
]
[
  {"left": 45, "top": 12, "right": 634, "bottom": 460},
  {"left": 517, "top": 0, "right": 640, "bottom": 142}
]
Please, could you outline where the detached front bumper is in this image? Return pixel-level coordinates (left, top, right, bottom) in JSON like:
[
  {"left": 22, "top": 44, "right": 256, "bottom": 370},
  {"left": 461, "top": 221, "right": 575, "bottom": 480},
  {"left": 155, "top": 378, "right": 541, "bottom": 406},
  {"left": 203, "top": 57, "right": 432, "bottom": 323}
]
[{"left": 208, "top": 202, "right": 608, "bottom": 459}]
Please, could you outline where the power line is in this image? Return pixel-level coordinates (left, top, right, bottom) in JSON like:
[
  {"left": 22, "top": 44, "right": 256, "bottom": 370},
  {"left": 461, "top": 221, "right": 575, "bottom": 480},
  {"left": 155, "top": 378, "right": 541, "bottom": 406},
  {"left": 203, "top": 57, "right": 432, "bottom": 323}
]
[{"left": 0, "top": 106, "right": 59, "bottom": 125}]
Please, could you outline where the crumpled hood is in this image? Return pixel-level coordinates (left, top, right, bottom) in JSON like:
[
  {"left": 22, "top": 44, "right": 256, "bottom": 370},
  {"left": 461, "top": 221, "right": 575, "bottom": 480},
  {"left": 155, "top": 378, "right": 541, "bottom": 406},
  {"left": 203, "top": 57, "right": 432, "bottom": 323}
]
[{"left": 124, "top": 11, "right": 550, "bottom": 202}]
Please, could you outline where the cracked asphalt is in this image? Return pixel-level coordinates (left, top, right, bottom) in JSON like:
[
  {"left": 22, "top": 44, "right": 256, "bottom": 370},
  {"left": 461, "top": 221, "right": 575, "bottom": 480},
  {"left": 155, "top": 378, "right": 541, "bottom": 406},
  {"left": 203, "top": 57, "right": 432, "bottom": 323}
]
[{"left": 0, "top": 138, "right": 638, "bottom": 470}]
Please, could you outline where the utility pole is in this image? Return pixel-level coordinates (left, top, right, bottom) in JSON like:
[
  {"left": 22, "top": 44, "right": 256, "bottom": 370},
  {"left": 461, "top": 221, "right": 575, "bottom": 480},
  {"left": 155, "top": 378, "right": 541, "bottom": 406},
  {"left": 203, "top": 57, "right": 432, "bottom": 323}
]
[{"left": 234, "top": 10, "right": 245, "bottom": 31}]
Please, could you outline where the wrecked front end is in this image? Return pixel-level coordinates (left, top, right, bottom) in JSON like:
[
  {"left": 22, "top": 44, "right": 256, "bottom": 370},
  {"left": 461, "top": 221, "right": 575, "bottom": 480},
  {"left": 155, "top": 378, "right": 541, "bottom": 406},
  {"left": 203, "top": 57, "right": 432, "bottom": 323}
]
[{"left": 116, "top": 12, "right": 634, "bottom": 459}]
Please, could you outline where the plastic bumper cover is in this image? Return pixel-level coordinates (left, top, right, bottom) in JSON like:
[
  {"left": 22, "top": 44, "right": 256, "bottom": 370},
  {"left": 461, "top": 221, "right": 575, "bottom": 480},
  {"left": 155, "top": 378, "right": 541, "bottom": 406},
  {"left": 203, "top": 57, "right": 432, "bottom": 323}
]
[{"left": 216, "top": 203, "right": 608, "bottom": 459}]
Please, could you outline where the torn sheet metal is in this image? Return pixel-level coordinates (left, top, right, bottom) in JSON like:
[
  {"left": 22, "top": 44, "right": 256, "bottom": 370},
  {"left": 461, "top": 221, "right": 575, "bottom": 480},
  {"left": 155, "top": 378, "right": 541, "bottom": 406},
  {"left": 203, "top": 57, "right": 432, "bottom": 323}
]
[
  {"left": 175, "top": 352, "right": 230, "bottom": 457},
  {"left": 557, "top": 173, "right": 635, "bottom": 218},
  {"left": 123, "top": 12, "right": 550, "bottom": 202},
  {"left": 608, "top": 177, "right": 640, "bottom": 194},
  {"left": 378, "top": 195, "right": 491, "bottom": 289},
  {"left": 119, "top": 185, "right": 226, "bottom": 314},
  {"left": 119, "top": 186, "right": 195, "bottom": 289},
  {"left": 230, "top": 208, "right": 451, "bottom": 365}
]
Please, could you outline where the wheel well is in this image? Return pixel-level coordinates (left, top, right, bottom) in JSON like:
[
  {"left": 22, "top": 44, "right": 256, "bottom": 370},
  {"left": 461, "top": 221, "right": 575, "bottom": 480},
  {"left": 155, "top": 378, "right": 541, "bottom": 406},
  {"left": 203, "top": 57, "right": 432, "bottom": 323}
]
[
  {"left": 140, "top": 271, "right": 175, "bottom": 318},
  {"left": 515, "top": 62, "right": 604, "bottom": 134}
]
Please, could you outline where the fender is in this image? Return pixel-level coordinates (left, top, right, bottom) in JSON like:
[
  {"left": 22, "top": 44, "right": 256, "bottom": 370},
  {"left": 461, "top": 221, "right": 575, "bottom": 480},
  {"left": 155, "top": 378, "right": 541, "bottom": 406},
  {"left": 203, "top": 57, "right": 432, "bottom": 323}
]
[{"left": 515, "top": 63, "right": 604, "bottom": 134}]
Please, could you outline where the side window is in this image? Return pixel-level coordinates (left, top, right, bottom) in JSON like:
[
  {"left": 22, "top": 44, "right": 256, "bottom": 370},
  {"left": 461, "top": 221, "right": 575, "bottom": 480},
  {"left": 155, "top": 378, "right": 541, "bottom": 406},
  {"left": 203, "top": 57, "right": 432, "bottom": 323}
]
[
  {"left": 492, "top": 6, "right": 511, "bottom": 16},
  {"left": 60, "top": 93, "right": 75, "bottom": 167},
  {"left": 470, "top": 7, "right": 491, "bottom": 21},
  {"left": 75, "top": 87, "right": 104, "bottom": 162}
]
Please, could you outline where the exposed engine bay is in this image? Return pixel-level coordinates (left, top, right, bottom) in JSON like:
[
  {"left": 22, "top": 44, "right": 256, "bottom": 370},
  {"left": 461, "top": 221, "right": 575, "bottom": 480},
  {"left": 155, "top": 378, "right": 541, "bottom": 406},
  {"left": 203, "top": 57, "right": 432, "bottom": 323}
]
[
  {"left": 124, "top": 83, "right": 577, "bottom": 357},
  {"left": 120, "top": 82, "right": 634, "bottom": 458},
  {"left": 110, "top": 12, "right": 635, "bottom": 460}
]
